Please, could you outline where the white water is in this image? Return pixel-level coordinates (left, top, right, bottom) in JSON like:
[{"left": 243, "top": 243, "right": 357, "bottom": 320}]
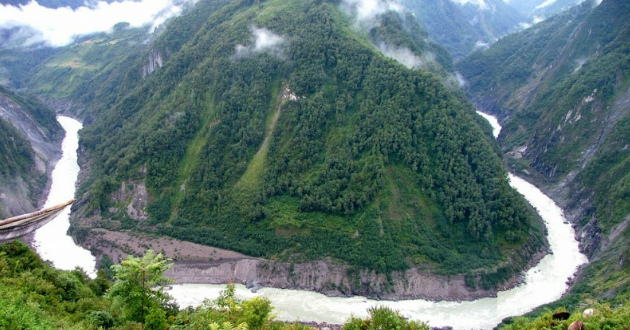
[
  {"left": 37, "top": 113, "right": 588, "bottom": 329},
  {"left": 33, "top": 116, "right": 96, "bottom": 278}
]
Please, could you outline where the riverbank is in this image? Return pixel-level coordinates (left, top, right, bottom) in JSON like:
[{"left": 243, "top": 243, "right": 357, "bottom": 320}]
[
  {"left": 78, "top": 223, "right": 547, "bottom": 302},
  {"left": 33, "top": 113, "right": 588, "bottom": 329}
]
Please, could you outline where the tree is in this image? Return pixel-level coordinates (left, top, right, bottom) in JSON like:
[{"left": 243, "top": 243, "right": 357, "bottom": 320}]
[
  {"left": 108, "top": 250, "right": 174, "bottom": 329},
  {"left": 342, "top": 307, "right": 430, "bottom": 330}
]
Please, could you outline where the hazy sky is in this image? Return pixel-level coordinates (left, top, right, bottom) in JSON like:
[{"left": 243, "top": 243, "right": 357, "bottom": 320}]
[{"left": 0, "top": 0, "right": 196, "bottom": 47}]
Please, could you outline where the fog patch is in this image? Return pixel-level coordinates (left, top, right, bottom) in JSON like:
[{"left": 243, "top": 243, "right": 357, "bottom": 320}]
[
  {"left": 0, "top": 0, "right": 196, "bottom": 48},
  {"left": 454, "top": 72, "right": 467, "bottom": 87},
  {"left": 535, "top": 0, "right": 558, "bottom": 10},
  {"left": 449, "top": 0, "right": 489, "bottom": 10},
  {"left": 232, "top": 26, "right": 287, "bottom": 60},
  {"left": 573, "top": 57, "right": 587, "bottom": 73},
  {"left": 377, "top": 42, "right": 428, "bottom": 69},
  {"left": 474, "top": 40, "right": 490, "bottom": 50},
  {"left": 340, "top": 0, "right": 403, "bottom": 28}
]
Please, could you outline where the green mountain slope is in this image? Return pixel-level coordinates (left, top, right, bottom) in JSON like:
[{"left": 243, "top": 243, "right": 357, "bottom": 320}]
[
  {"left": 458, "top": 0, "right": 630, "bottom": 305},
  {"left": 403, "top": 0, "right": 528, "bottom": 59},
  {"left": 0, "top": 85, "right": 62, "bottom": 217},
  {"left": 64, "top": 0, "right": 543, "bottom": 279}
]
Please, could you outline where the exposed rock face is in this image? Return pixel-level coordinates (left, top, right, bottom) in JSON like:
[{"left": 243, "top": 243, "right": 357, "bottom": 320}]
[
  {"left": 81, "top": 226, "right": 544, "bottom": 301},
  {"left": 110, "top": 181, "right": 149, "bottom": 221},
  {"left": 0, "top": 92, "right": 62, "bottom": 217},
  {"left": 142, "top": 49, "right": 164, "bottom": 78}
]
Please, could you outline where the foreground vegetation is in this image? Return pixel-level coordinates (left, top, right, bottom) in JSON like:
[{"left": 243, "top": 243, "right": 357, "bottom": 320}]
[
  {"left": 500, "top": 303, "right": 630, "bottom": 330},
  {"left": 4, "top": 240, "right": 630, "bottom": 330},
  {"left": 0, "top": 241, "right": 430, "bottom": 330}
]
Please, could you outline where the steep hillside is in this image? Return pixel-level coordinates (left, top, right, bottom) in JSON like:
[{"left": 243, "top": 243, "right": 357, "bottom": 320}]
[
  {"left": 510, "top": 0, "right": 592, "bottom": 19},
  {"left": 0, "top": 85, "right": 62, "bottom": 217},
  {"left": 458, "top": 0, "right": 630, "bottom": 306},
  {"left": 50, "top": 0, "right": 545, "bottom": 293},
  {"left": 402, "top": 0, "right": 528, "bottom": 59}
]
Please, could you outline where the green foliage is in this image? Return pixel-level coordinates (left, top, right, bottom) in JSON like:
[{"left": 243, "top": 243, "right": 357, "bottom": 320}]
[
  {"left": 342, "top": 307, "right": 429, "bottom": 330},
  {"left": 0, "top": 117, "right": 33, "bottom": 178},
  {"left": 458, "top": 0, "right": 630, "bottom": 311},
  {"left": 0, "top": 241, "right": 110, "bottom": 330},
  {"left": 172, "top": 283, "right": 281, "bottom": 330},
  {"left": 0, "top": 85, "right": 62, "bottom": 215},
  {"left": 47, "top": 0, "right": 542, "bottom": 276},
  {"left": 108, "top": 250, "right": 175, "bottom": 326},
  {"left": 500, "top": 303, "right": 630, "bottom": 330}
]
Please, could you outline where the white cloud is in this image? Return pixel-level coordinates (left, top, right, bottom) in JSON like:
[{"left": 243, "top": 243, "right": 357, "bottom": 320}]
[
  {"left": 0, "top": 0, "right": 196, "bottom": 47},
  {"left": 474, "top": 40, "right": 490, "bottom": 49},
  {"left": 532, "top": 16, "right": 545, "bottom": 24},
  {"left": 534, "top": 0, "right": 558, "bottom": 10},
  {"left": 449, "top": 0, "right": 489, "bottom": 10},
  {"left": 340, "top": 0, "right": 403, "bottom": 27},
  {"left": 377, "top": 42, "right": 426, "bottom": 69},
  {"left": 233, "top": 26, "right": 287, "bottom": 59}
]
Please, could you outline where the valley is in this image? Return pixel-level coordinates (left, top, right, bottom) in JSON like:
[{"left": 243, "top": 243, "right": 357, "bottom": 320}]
[
  {"left": 31, "top": 110, "right": 584, "bottom": 330},
  {"left": 1, "top": 0, "right": 629, "bottom": 328}
]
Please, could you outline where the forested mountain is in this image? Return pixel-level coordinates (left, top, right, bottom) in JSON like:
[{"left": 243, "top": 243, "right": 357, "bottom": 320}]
[
  {"left": 1, "top": 0, "right": 542, "bottom": 285},
  {"left": 458, "top": 0, "right": 630, "bottom": 305},
  {"left": 402, "top": 0, "right": 528, "bottom": 59},
  {"left": 509, "top": 0, "right": 592, "bottom": 19},
  {"left": 0, "top": 85, "right": 62, "bottom": 218}
]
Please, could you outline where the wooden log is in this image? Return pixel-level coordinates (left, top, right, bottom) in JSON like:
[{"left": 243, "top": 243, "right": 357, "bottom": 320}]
[{"left": 0, "top": 199, "right": 74, "bottom": 243}]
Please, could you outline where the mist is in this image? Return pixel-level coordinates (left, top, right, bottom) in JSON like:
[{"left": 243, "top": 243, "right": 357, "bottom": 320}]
[
  {"left": 233, "top": 26, "right": 287, "bottom": 59},
  {"left": 377, "top": 42, "right": 427, "bottom": 69},
  {"left": 340, "top": 0, "right": 403, "bottom": 27},
  {"left": 450, "top": 0, "right": 489, "bottom": 10},
  {"left": 0, "top": 0, "right": 196, "bottom": 47}
]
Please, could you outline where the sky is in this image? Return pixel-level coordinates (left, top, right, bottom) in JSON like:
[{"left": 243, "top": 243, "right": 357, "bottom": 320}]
[
  {"left": 0, "top": 0, "right": 592, "bottom": 49},
  {"left": 0, "top": 0, "right": 196, "bottom": 47}
]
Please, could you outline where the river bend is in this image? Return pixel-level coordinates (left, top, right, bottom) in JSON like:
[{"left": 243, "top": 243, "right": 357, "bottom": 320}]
[{"left": 35, "top": 113, "right": 587, "bottom": 329}]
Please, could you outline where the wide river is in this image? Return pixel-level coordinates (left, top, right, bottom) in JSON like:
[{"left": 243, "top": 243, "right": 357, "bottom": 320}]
[{"left": 35, "top": 114, "right": 588, "bottom": 329}]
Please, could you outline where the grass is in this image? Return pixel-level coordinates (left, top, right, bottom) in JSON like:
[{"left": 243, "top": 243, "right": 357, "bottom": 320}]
[
  {"left": 233, "top": 79, "right": 282, "bottom": 201},
  {"left": 170, "top": 93, "right": 218, "bottom": 220},
  {"left": 501, "top": 303, "right": 630, "bottom": 330}
]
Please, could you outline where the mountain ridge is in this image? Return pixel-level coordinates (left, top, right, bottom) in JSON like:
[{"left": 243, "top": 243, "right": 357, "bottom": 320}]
[
  {"left": 35, "top": 0, "right": 546, "bottom": 298},
  {"left": 458, "top": 0, "right": 630, "bottom": 309}
]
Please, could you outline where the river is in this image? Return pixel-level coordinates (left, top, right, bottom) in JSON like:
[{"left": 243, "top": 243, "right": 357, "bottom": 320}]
[
  {"left": 35, "top": 113, "right": 588, "bottom": 329},
  {"left": 33, "top": 116, "right": 96, "bottom": 278}
]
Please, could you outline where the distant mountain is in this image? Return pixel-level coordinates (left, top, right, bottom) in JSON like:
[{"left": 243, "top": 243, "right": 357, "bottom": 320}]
[
  {"left": 0, "top": 0, "right": 130, "bottom": 9},
  {"left": 458, "top": 0, "right": 630, "bottom": 305},
  {"left": 402, "top": 0, "right": 528, "bottom": 59},
  {"left": 0, "top": 85, "right": 62, "bottom": 218},
  {"left": 509, "top": 0, "right": 593, "bottom": 19}
]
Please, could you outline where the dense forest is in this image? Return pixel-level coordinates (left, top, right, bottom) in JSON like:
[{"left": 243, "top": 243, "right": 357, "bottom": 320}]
[
  {"left": 29, "top": 0, "right": 544, "bottom": 278},
  {"left": 3, "top": 0, "right": 630, "bottom": 328},
  {"left": 459, "top": 0, "right": 630, "bottom": 310}
]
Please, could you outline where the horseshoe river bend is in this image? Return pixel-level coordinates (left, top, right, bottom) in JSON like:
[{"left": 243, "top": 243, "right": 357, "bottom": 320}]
[{"left": 32, "top": 114, "right": 588, "bottom": 330}]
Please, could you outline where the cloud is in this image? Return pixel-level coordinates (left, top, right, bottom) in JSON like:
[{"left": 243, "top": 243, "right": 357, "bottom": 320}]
[
  {"left": 377, "top": 42, "right": 427, "bottom": 69},
  {"left": 449, "top": 0, "right": 489, "bottom": 10},
  {"left": 0, "top": 0, "right": 196, "bottom": 47},
  {"left": 232, "top": 26, "right": 287, "bottom": 59},
  {"left": 340, "top": 0, "right": 403, "bottom": 27}
]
